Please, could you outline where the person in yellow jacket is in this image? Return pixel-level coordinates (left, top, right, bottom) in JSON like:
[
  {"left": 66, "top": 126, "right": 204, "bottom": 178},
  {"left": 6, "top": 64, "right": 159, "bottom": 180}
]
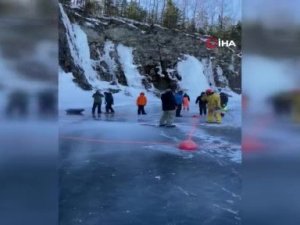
[{"left": 205, "top": 89, "right": 222, "bottom": 123}]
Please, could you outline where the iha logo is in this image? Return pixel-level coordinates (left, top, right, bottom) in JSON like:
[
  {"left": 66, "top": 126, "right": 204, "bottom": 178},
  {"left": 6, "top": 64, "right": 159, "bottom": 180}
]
[{"left": 205, "top": 36, "right": 236, "bottom": 49}]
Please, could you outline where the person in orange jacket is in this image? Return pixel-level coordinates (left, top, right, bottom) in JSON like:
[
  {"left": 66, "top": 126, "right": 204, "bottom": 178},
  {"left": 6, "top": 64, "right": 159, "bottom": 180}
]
[{"left": 136, "top": 92, "right": 147, "bottom": 115}]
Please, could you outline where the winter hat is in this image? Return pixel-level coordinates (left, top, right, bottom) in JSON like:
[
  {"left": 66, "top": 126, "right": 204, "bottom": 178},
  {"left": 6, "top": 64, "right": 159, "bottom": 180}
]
[
  {"left": 169, "top": 82, "right": 178, "bottom": 91},
  {"left": 206, "top": 89, "right": 213, "bottom": 94}
]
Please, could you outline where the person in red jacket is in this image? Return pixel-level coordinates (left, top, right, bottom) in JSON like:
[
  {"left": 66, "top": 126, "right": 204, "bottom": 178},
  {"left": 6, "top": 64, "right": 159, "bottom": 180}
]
[{"left": 136, "top": 92, "right": 147, "bottom": 115}]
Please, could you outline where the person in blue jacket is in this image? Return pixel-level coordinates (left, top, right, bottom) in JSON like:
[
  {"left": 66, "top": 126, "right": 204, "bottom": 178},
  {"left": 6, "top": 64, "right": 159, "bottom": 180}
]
[{"left": 175, "top": 90, "right": 184, "bottom": 117}]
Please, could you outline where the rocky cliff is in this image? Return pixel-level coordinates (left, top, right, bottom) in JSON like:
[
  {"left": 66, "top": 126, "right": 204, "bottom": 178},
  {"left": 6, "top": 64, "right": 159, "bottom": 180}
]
[{"left": 59, "top": 4, "right": 241, "bottom": 93}]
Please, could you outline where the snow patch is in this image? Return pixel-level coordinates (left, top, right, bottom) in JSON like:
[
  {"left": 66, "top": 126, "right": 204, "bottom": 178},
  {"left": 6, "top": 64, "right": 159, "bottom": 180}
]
[
  {"left": 177, "top": 55, "right": 210, "bottom": 99},
  {"left": 216, "top": 66, "right": 229, "bottom": 86},
  {"left": 60, "top": 4, "right": 106, "bottom": 89},
  {"left": 59, "top": 69, "right": 92, "bottom": 109},
  {"left": 117, "top": 44, "right": 143, "bottom": 88},
  {"left": 202, "top": 58, "right": 215, "bottom": 87},
  {"left": 102, "top": 41, "right": 118, "bottom": 81}
]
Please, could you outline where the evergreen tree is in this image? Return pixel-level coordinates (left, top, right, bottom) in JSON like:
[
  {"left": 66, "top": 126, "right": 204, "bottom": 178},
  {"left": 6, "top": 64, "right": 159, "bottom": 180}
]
[
  {"left": 163, "top": 0, "right": 180, "bottom": 29},
  {"left": 84, "top": 0, "right": 102, "bottom": 16},
  {"left": 125, "top": 1, "right": 147, "bottom": 22},
  {"left": 104, "top": 0, "right": 114, "bottom": 16},
  {"left": 187, "top": 19, "right": 196, "bottom": 33},
  {"left": 230, "top": 21, "right": 241, "bottom": 49}
]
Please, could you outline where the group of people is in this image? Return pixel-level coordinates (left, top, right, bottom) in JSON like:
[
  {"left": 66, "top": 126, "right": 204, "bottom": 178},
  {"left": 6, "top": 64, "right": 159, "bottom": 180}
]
[
  {"left": 92, "top": 90, "right": 148, "bottom": 117},
  {"left": 91, "top": 86, "right": 229, "bottom": 126},
  {"left": 196, "top": 90, "right": 228, "bottom": 116},
  {"left": 174, "top": 91, "right": 191, "bottom": 117},
  {"left": 92, "top": 90, "right": 114, "bottom": 117},
  {"left": 159, "top": 86, "right": 229, "bottom": 127}
]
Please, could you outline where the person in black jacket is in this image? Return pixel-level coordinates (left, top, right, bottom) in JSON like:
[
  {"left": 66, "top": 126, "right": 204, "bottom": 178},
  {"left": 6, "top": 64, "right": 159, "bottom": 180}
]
[
  {"left": 196, "top": 92, "right": 208, "bottom": 116},
  {"left": 159, "top": 87, "right": 177, "bottom": 127},
  {"left": 220, "top": 92, "right": 229, "bottom": 108},
  {"left": 104, "top": 91, "right": 115, "bottom": 114},
  {"left": 219, "top": 91, "right": 229, "bottom": 117}
]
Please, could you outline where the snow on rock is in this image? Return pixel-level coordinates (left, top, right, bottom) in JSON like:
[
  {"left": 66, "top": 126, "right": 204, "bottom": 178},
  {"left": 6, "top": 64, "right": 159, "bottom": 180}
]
[
  {"left": 216, "top": 65, "right": 229, "bottom": 86},
  {"left": 85, "top": 22, "right": 95, "bottom": 27},
  {"left": 117, "top": 44, "right": 143, "bottom": 88},
  {"left": 59, "top": 67, "right": 159, "bottom": 111},
  {"left": 85, "top": 17, "right": 109, "bottom": 26},
  {"left": 60, "top": 4, "right": 152, "bottom": 107},
  {"left": 177, "top": 55, "right": 210, "bottom": 99},
  {"left": 59, "top": 68, "right": 92, "bottom": 109},
  {"left": 59, "top": 6, "right": 160, "bottom": 111},
  {"left": 202, "top": 58, "right": 215, "bottom": 87},
  {"left": 70, "top": 0, "right": 85, "bottom": 8},
  {"left": 69, "top": 24, "right": 96, "bottom": 82},
  {"left": 157, "top": 65, "right": 164, "bottom": 77},
  {"left": 60, "top": 4, "right": 104, "bottom": 89},
  {"left": 102, "top": 41, "right": 118, "bottom": 80}
]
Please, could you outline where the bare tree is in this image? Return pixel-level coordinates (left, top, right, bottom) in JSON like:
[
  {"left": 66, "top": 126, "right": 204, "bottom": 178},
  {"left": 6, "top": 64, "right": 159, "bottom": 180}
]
[
  {"left": 218, "top": 0, "right": 225, "bottom": 30},
  {"left": 160, "top": 0, "right": 166, "bottom": 23},
  {"left": 191, "top": 0, "right": 197, "bottom": 22},
  {"left": 148, "top": 0, "right": 157, "bottom": 23},
  {"left": 154, "top": 0, "right": 159, "bottom": 23},
  {"left": 146, "top": 0, "right": 152, "bottom": 22},
  {"left": 195, "top": 3, "right": 209, "bottom": 32},
  {"left": 205, "top": 0, "right": 218, "bottom": 26},
  {"left": 179, "top": 0, "right": 189, "bottom": 28}
]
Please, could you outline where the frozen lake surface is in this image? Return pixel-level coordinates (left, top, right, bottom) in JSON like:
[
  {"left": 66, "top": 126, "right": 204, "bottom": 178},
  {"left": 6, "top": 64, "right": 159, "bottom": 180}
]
[{"left": 59, "top": 104, "right": 241, "bottom": 225}]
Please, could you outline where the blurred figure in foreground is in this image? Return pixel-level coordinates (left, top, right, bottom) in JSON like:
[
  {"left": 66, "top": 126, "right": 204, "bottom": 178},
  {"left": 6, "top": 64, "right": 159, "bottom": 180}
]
[
  {"left": 37, "top": 89, "right": 57, "bottom": 118},
  {"left": 0, "top": 0, "right": 58, "bottom": 224},
  {"left": 5, "top": 89, "right": 29, "bottom": 118},
  {"left": 267, "top": 90, "right": 300, "bottom": 122},
  {"left": 243, "top": 1, "right": 300, "bottom": 224},
  {"left": 292, "top": 90, "right": 300, "bottom": 123}
]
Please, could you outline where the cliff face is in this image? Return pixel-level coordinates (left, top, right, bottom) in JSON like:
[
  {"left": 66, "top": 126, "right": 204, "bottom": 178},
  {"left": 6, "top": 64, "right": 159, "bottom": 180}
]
[{"left": 59, "top": 4, "right": 241, "bottom": 93}]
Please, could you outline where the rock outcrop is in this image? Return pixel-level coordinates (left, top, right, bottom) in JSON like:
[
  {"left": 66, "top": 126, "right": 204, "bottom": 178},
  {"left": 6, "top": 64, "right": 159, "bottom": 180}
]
[{"left": 59, "top": 4, "right": 241, "bottom": 93}]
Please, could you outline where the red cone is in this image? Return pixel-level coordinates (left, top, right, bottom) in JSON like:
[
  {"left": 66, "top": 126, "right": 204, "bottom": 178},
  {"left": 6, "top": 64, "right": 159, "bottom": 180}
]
[
  {"left": 243, "top": 136, "right": 264, "bottom": 152},
  {"left": 179, "top": 139, "right": 198, "bottom": 151}
]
